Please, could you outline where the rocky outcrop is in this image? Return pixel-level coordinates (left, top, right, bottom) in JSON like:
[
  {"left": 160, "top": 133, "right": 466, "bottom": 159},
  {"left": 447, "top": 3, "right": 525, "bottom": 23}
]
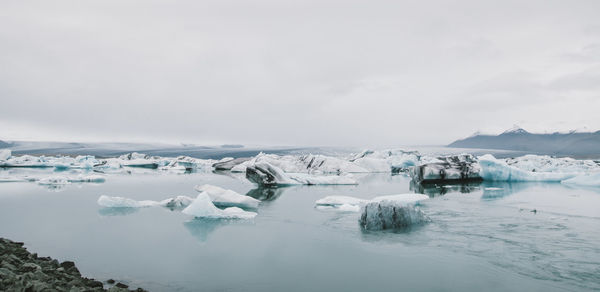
[{"left": 0, "top": 238, "right": 146, "bottom": 292}]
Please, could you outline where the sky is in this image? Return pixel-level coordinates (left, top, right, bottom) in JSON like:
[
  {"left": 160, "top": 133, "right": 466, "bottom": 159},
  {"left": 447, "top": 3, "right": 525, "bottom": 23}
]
[{"left": 1, "top": 0, "right": 599, "bottom": 147}]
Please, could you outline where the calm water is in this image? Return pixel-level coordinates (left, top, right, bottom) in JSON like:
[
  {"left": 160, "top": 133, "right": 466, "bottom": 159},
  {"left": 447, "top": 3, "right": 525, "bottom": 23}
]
[{"left": 0, "top": 168, "right": 599, "bottom": 291}]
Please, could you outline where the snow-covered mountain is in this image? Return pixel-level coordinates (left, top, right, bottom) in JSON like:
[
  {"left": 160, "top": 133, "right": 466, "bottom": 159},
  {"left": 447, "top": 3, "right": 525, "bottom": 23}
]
[{"left": 448, "top": 126, "right": 600, "bottom": 157}]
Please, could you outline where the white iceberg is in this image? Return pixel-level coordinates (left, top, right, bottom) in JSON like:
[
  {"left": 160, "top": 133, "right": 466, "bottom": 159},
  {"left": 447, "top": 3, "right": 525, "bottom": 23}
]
[
  {"left": 182, "top": 193, "right": 257, "bottom": 219},
  {"left": 246, "top": 162, "right": 358, "bottom": 186},
  {"left": 479, "top": 154, "right": 578, "bottom": 182},
  {"left": 561, "top": 173, "right": 600, "bottom": 187},
  {"left": 98, "top": 195, "right": 160, "bottom": 208},
  {"left": 315, "top": 193, "right": 428, "bottom": 213},
  {"left": 505, "top": 155, "right": 600, "bottom": 173},
  {"left": 194, "top": 184, "right": 260, "bottom": 209},
  {"left": 38, "top": 176, "right": 70, "bottom": 185},
  {"left": 97, "top": 195, "right": 195, "bottom": 209},
  {"left": 0, "top": 149, "right": 11, "bottom": 161},
  {"left": 68, "top": 174, "right": 106, "bottom": 183}
]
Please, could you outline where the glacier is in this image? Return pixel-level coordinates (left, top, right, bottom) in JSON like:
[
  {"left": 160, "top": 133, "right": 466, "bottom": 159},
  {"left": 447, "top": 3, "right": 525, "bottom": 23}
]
[
  {"left": 194, "top": 184, "right": 260, "bottom": 209},
  {"left": 97, "top": 195, "right": 194, "bottom": 209},
  {"left": 0, "top": 149, "right": 11, "bottom": 161},
  {"left": 182, "top": 193, "right": 257, "bottom": 219}
]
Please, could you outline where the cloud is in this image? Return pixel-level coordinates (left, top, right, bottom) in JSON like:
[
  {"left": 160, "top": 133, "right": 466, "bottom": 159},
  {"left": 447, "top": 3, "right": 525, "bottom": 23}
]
[{"left": 1, "top": 0, "right": 600, "bottom": 146}]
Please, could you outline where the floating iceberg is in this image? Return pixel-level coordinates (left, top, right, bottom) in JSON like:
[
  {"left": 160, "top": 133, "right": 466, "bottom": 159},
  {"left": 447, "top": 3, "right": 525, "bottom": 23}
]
[
  {"left": 68, "top": 174, "right": 106, "bottom": 183},
  {"left": 194, "top": 184, "right": 260, "bottom": 209},
  {"left": 118, "top": 152, "right": 159, "bottom": 169},
  {"left": 350, "top": 149, "right": 421, "bottom": 173},
  {"left": 315, "top": 196, "right": 368, "bottom": 208},
  {"left": 315, "top": 194, "right": 428, "bottom": 214},
  {"left": 182, "top": 193, "right": 257, "bottom": 219},
  {"left": 410, "top": 154, "right": 482, "bottom": 183},
  {"left": 561, "top": 173, "right": 600, "bottom": 187},
  {"left": 214, "top": 157, "right": 252, "bottom": 171},
  {"left": 97, "top": 195, "right": 161, "bottom": 208},
  {"left": 246, "top": 162, "right": 358, "bottom": 186},
  {"left": 479, "top": 154, "right": 578, "bottom": 182},
  {"left": 0, "top": 149, "right": 11, "bottom": 161},
  {"left": 232, "top": 153, "right": 368, "bottom": 174},
  {"left": 97, "top": 195, "right": 194, "bottom": 209},
  {"left": 505, "top": 155, "right": 600, "bottom": 173},
  {"left": 359, "top": 199, "right": 430, "bottom": 230},
  {"left": 38, "top": 176, "right": 70, "bottom": 185}
]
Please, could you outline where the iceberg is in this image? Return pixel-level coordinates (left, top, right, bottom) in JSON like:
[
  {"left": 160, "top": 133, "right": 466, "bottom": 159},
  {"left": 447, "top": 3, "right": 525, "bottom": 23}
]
[
  {"left": 194, "top": 184, "right": 260, "bottom": 209},
  {"left": 233, "top": 153, "right": 368, "bottom": 174},
  {"left": 68, "top": 174, "right": 106, "bottom": 183},
  {"left": 118, "top": 152, "right": 159, "bottom": 169},
  {"left": 505, "top": 155, "right": 600, "bottom": 173},
  {"left": 246, "top": 162, "right": 358, "bottom": 186},
  {"left": 359, "top": 195, "right": 430, "bottom": 230},
  {"left": 315, "top": 194, "right": 428, "bottom": 214},
  {"left": 182, "top": 193, "right": 257, "bottom": 219},
  {"left": 562, "top": 173, "right": 600, "bottom": 187},
  {"left": 350, "top": 149, "right": 421, "bottom": 173},
  {"left": 0, "top": 149, "right": 11, "bottom": 161},
  {"left": 410, "top": 154, "right": 482, "bottom": 183},
  {"left": 97, "top": 195, "right": 195, "bottom": 209},
  {"left": 214, "top": 157, "right": 252, "bottom": 171},
  {"left": 97, "top": 195, "right": 160, "bottom": 208},
  {"left": 37, "top": 176, "right": 70, "bottom": 185},
  {"left": 479, "top": 154, "right": 578, "bottom": 182}
]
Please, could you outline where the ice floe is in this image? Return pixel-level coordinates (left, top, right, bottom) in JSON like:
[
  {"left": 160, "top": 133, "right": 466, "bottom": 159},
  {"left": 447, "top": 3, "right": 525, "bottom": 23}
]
[
  {"left": 315, "top": 194, "right": 428, "bottom": 213},
  {"left": 182, "top": 193, "right": 257, "bottom": 219},
  {"left": 194, "top": 184, "right": 260, "bottom": 209},
  {"left": 479, "top": 154, "right": 578, "bottom": 182}
]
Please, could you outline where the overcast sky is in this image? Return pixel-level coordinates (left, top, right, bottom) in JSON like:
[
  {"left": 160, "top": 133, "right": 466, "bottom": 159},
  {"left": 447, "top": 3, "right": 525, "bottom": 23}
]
[{"left": 1, "top": 0, "right": 599, "bottom": 146}]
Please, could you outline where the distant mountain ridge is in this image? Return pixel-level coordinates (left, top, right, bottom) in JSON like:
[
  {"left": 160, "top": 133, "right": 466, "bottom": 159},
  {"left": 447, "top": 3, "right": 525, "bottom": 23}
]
[{"left": 448, "top": 127, "right": 600, "bottom": 157}]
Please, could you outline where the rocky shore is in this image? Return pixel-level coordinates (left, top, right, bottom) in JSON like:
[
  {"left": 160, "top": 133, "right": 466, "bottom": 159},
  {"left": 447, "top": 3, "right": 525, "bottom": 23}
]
[{"left": 0, "top": 238, "right": 147, "bottom": 291}]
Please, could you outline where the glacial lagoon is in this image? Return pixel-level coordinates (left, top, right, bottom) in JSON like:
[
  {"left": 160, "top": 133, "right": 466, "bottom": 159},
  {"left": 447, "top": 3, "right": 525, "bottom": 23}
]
[{"left": 0, "top": 165, "right": 599, "bottom": 291}]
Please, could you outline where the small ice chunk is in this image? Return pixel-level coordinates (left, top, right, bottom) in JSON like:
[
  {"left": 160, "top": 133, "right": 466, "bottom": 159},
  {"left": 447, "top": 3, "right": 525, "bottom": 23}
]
[
  {"left": 194, "top": 184, "right": 260, "bottom": 209},
  {"left": 38, "top": 176, "right": 70, "bottom": 185},
  {"left": 0, "top": 149, "right": 11, "bottom": 161},
  {"left": 359, "top": 198, "right": 430, "bottom": 230},
  {"left": 315, "top": 194, "right": 428, "bottom": 213},
  {"left": 182, "top": 193, "right": 257, "bottom": 219},
  {"left": 97, "top": 195, "right": 160, "bottom": 208},
  {"left": 68, "top": 175, "right": 106, "bottom": 183},
  {"left": 315, "top": 196, "right": 367, "bottom": 209}
]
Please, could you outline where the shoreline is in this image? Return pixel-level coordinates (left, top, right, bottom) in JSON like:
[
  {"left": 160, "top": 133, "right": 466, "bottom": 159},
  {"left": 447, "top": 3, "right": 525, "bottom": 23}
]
[{"left": 0, "top": 238, "right": 147, "bottom": 292}]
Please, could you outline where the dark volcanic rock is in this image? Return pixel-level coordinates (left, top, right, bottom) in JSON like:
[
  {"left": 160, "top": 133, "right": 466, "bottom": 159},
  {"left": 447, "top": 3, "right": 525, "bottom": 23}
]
[{"left": 0, "top": 238, "right": 147, "bottom": 292}]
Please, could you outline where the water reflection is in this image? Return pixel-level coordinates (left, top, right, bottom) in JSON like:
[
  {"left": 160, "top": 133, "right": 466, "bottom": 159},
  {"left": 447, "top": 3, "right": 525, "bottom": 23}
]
[
  {"left": 183, "top": 218, "right": 252, "bottom": 242},
  {"left": 410, "top": 180, "right": 482, "bottom": 197},
  {"left": 245, "top": 186, "right": 287, "bottom": 201}
]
